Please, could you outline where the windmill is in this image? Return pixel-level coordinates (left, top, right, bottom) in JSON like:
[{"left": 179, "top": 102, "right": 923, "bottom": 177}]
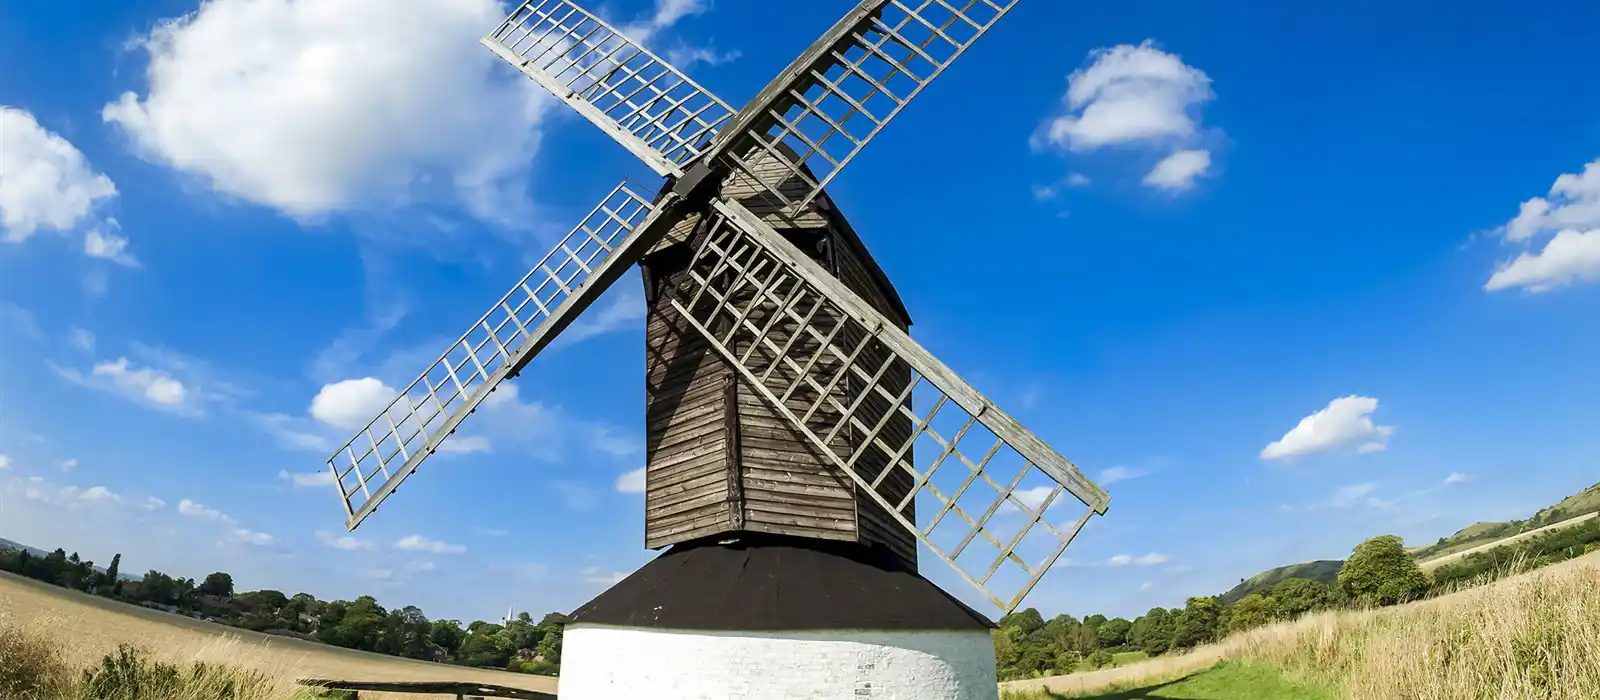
[{"left": 322, "top": 1, "right": 1111, "bottom": 697}]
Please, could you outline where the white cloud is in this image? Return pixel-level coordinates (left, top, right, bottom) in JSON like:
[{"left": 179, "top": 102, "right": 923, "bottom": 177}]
[
  {"left": 1484, "top": 228, "right": 1600, "bottom": 293},
  {"left": 0, "top": 455, "right": 9, "bottom": 469},
  {"left": 1142, "top": 149, "right": 1212, "bottom": 191},
  {"left": 315, "top": 530, "right": 374, "bottom": 551},
  {"left": 394, "top": 534, "right": 465, "bottom": 554},
  {"left": 1139, "top": 581, "right": 1154, "bottom": 591},
  {"left": 67, "top": 327, "right": 96, "bottom": 352},
  {"left": 1034, "top": 41, "right": 1219, "bottom": 194},
  {"left": 78, "top": 486, "right": 120, "bottom": 503},
  {"left": 1500, "top": 157, "right": 1600, "bottom": 243},
  {"left": 615, "top": 467, "right": 646, "bottom": 494},
  {"left": 0, "top": 107, "right": 118, "bottom": 243},
  {"left": 53, "top": 357, "right": 193, "bottom": 415},
  {"left": 437, "top": 435, "right": 492, "bottom": 456},
  {"left": 1485, "top": 157, "right": 1600, "bottom": 292},
  {"left": 250, "top": 413, "right": 334, "bottom": 453},
  {"left": 226, "top": 528, "right": 275, "bottom": 546},
  {"left": 140, "top": 496, "right": 166, "bottom": 511},
  {"left": 103, "top": 0, "right": 549, "bottom": 224},
  {"left": 83, "top": 220, "right": 139, "bottom": 267},
  {"left": 1036, "top": 41, "right": 1212, "bottom": 151},
  {"left": 278, "top": 469, "right": 335, "bottom": 488},
  {"left": 1444, "top": 472, "right": 1474, "bottom": 486},
  {"left": 1107, "top": 554, "right": 1133, "bottom": 567},
  {"left": 309, "top": 378, "right": 397, "bottom": 431},
  {"left": 58, "top": 459, "right": 78, "bottom": 473},
  {"left": 1134, "top": 552, "right": 1170, "bottom": 566},
  {"left": 177, "top": 498, "right": 235, "bottom": 524},
  {"left": 1098, "top": 465, "right": 1153, "bottom": 485},
  {"left": 1260, "top": 395, "right": 1393, "bottom": 461},
  {"left": 406, "top": 560, "right": 438, "bottom": 573},
  {"left": 553, "top": 288, "right": 645, "bottom": 348}
]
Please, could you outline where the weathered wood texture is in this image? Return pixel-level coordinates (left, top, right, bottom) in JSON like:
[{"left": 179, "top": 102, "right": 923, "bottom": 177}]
[
  {"left": 640, "top": 145, "right": 916, "bottom": 568},
  {"left": 642, "top": 247, "right": 734, "bottom": 550}
]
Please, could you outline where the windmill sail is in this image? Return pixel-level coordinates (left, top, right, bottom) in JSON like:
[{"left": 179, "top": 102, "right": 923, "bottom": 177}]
[
  {"left": 325, "top": 183, "right": 658, "bottom": 530},
  {"left": 706, "top": 0, "right": 1019, "bottom": 219},
  {"left": 665, "top": 198, "right": 1109, "bottom": 614},
  {"left": 482, "top": 0, "right": 735, "bottom": 178}
]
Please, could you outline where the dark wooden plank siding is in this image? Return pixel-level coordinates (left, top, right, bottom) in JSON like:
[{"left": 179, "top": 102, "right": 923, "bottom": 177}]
[{"left": 643, "top": 262, "right": 733, "bottom": 550}]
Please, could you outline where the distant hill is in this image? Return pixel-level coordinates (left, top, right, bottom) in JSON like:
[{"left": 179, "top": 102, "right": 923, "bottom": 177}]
[
  {"left": 1411, "top": 481, "right": 1600, "bottom": 564},
  {"left": 0, "top": 537, "right": 139, "bottom": 581},
  {"left": 0, "top": 537, "right": 48, "bottom": 557},
  {"left": 1221, "top": 560, "right": 1343, "bottom": 603},
  {"left": 1222, "top": 480, "right": 1600, "bottom": 602}
]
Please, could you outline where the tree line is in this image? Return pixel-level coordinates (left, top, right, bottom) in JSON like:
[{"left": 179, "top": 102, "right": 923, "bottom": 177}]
[
  {"left": 6, "top": 520, "right": 1597, "bottom": 683},
  {"left": 0, "top": 546, "right": 564, "bottom": 677}
]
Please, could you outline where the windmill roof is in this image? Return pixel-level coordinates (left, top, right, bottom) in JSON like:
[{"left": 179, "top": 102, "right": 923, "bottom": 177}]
[{"left": 567, "top": 532, "right": 994, "bottom": 631}]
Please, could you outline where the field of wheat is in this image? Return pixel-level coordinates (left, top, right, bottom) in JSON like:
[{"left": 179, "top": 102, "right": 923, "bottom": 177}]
[
  {"left": 1003, "top": 551, "right": 1600, "bottom": 699},
  {"left": 0, "top": 571, "right": 555, "bottom": 700}
]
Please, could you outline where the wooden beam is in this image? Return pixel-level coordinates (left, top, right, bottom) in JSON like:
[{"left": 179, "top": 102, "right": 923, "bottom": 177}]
[{"left": 297, "top": 679, "right": 553, "bottom": 700}]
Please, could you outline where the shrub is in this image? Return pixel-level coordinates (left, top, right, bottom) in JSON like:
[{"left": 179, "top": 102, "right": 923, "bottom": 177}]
[{"left": 0, "top": 622, "right": 72, "bottom": 699}]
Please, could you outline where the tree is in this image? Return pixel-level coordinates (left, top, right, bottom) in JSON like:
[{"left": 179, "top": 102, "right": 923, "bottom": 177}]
[
  {"left": 1172, "top": 597, "right": 1224, "bottom": 649},
  {"left": 999, "top": 608, "right": 1045, "bottom": 635},
  {"left": 1096, "top": 618, "right": 1132, "bottom": 648},
  {"left": 1268, "top": 578, "right": 1335, "bottom": 619},
  {"left": 1338, "top": 535, "right": 1429, "bottom": 606},
  {"left": 199, "top": 572, "right": 235, "bottom": 598},
  {"left": 1130, "top": 607, "right": 1174, "bottom": 655},
  {"left": 1228, "top": 593, "right": 1278, "bottom": 633}
]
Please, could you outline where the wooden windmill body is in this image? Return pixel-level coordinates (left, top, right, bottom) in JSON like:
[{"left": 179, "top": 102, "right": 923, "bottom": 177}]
[
  {"left": 640, "top": 148, "right": 919, "bottom": 567},
  {"left": 319, "top": 2, "right": 1112, "bottom": 698}
]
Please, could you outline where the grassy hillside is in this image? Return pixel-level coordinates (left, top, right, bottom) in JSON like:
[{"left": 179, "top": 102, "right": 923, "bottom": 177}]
[
  {"left": 1006, "top": 550, "right": 1600, "bottom": 699},
  {"left": 1220, "top": 560, "right": 1342, "bottom": 603}
]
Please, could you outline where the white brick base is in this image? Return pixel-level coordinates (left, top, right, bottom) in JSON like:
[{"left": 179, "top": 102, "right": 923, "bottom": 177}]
[{"left": 558, "top": 624, "right": 999, "bottom": 700}]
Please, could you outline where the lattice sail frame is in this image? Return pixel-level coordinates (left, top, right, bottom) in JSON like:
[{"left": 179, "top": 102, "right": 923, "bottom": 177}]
[
  {"left": 326, "top": 184, "right": 657, "bottom": 530},
  {"left": 711, "top": 0, "right": 1019, "bottom": 219},
  {"left": 666, "top": 199, "right": 1110, "bottom": 614},
  {"left": 481, "top": 0, "right": 736, "bottom": 178}
]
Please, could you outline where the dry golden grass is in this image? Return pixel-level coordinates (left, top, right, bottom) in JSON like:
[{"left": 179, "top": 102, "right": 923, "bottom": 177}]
[
  {"left": 1004, "top": 550, "right": 1600, "bottom": 699},
  {"left": 0, "top": 571, "right": 556, "bottom": 699}
]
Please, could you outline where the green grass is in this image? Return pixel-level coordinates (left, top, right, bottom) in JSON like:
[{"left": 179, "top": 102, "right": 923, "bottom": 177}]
[{"left": 1005, "top": 661, "right": 1334, "bottom": 700}]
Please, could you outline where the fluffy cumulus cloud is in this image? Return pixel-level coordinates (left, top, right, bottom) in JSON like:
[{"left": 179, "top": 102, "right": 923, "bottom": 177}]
[
  {"left": 102, "top": 0, "right": 548, "bottom": 223},
  {"left": 1486, "top": 157, "right": 1600, "bottom": 292},
  {"left": 0, "top": 455, "right": 10, "bottom": 469},
  {"left": 83, "top": 220, "right": 139, "bottom": 267},
  {"left": 1260, "top": 395, "right": 1393, "bottom": 461},
  {"left": 0, "top": 107, "right": 119, "bottom": 244},
  {"left": 309, "top": 378, "right": 397, "bottom": 431},
  {"left": 1444, "top": 472, "right": 1474, "bottom": 486},
  {"left": 1034, "top": 41, "right": 1218, "bottom": 193},
  {"left": 394, "top": 534, "right": 465, "bottom": 554}
]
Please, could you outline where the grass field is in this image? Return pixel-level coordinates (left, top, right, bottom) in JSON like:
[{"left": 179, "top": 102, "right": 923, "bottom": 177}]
[
  {"left": 0, "top": 571, "right": 555, "bottom": 699},
  {"left": 1005, "top": 550, "right": 1600, "bottom": 700}
]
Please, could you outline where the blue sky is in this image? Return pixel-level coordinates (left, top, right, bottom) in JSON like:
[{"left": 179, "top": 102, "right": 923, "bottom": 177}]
[{"left": 3, "top": 0, "right": 1599, "bottom": 624}]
